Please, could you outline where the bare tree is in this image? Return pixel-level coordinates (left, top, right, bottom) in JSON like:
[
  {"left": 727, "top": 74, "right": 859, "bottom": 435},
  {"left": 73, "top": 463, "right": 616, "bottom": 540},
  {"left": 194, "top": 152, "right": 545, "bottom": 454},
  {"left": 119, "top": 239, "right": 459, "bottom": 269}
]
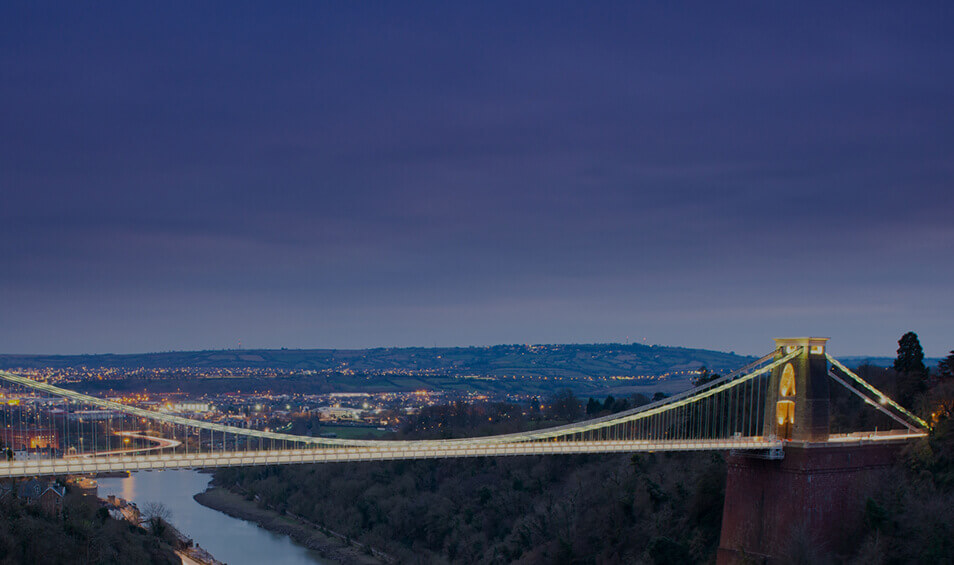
[{"left": 141, "top": 501, "right": 171, "bottom": 536}]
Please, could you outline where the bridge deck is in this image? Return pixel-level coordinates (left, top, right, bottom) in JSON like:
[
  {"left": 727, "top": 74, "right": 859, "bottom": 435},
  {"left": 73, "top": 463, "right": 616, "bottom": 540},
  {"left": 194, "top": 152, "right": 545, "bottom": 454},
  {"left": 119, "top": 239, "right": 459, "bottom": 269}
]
[
  {"left": 0, "top": 431, "right": 926, "bottom": 478},
  {"left": 0, "top": 438, "right": 782, "bottom": 478}
]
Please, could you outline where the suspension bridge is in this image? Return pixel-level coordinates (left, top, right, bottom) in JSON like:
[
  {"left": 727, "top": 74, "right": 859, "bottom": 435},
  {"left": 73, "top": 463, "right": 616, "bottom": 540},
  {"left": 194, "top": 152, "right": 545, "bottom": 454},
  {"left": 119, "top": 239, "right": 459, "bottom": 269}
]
[{"left": 0, "top": 338, "right": 930, "bottom": 479}]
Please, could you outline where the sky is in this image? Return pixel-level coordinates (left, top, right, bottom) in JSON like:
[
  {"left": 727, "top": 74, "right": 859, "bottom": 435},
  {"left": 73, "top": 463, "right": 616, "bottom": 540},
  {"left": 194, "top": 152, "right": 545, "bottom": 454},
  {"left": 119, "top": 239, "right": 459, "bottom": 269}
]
[{"left": 1, "top": 2, "right": 952, "bottom": 357}]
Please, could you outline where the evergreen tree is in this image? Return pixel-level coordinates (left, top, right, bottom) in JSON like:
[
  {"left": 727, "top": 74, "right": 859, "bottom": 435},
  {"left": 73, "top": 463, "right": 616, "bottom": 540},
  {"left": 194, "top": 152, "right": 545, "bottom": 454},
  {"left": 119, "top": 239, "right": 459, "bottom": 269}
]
[
  {"left": 585, "top": 397, "right": 601, "bottom": 415},
  {"left": 894, "top": 332, "right": 927, "bottom": 374},
  {"left": 938, "top": 351, "right": 954, "bottom": 380},
  {"left": 894, "top": 331, "right": 928, "bottom": 407}
]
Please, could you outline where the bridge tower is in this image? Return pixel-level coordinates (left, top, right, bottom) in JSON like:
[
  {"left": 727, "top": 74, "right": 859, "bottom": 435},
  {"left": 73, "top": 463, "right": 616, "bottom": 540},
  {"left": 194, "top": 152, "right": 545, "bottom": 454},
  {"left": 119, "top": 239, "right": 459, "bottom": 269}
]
[
  {"left": 718, "top": 337, "right": 904, "bottom": 564},
  {"left": 761, "top": 337, "right": 830, "bottom": 442}
]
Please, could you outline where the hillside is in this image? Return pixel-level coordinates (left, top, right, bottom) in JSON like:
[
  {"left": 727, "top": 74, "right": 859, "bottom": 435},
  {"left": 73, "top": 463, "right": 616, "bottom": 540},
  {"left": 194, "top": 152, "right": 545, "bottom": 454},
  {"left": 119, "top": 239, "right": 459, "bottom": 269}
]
[
  {"left": 838, "top": 355, "right": 943, "bottom": 368},
  {"left": 0, "top": 343, "right": 753, "bottom": 378}
]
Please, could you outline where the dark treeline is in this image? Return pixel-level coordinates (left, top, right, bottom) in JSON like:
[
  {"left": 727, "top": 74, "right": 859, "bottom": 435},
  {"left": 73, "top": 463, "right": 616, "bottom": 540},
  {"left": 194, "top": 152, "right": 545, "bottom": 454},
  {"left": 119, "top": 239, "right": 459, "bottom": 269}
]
[
  {"left": 0, "top": 488, "right": 178, "bottom": 564},
  {"left": 213, "top": 451, "right": 726, "bottom": 564},
  {"left": 832, "top": 336, "right": 954, "bottom": 564},
  {"left": 211, "top": 389, "right": 734, "bottom": 564},
  {"left": 395, "top": 390, "right": 651, "bottom": 440},
  {"left": 393, "top": 389, "right": 656, "bottom": 441}
]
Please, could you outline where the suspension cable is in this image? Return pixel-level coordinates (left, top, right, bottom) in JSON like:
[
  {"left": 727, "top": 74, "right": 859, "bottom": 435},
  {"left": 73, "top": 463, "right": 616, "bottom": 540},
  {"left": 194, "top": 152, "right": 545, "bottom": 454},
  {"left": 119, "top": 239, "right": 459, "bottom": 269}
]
[{"left": 826, "top": 354, "right": 929, "bottom": 430}]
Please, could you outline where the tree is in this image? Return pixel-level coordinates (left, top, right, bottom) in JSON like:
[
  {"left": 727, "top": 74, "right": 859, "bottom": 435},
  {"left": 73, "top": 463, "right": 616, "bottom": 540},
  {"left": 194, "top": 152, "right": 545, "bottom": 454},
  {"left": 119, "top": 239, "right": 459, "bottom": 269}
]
[
  {"left": 894, "top": 332, "right": 928, "bottom": 407},
  {"left": 548, "top": 390, "right": 583, "bottom": 421},
  {"left": 694, "top": 366, "right": 721, "bottom": 387},
  {"left": 938, "top": 351, "right": 954, "bottom": 380},
  {"left": 585, "top": 398, "right": 601, "bottom": 416},
  {"left": 894, "top": 332, "right": 927, "bottom": 374},
  {"left": 141, "top": 502, "right": 171, "bottom": 538},
  {"left": 528, "top": 396, "right": 542, "bottom": 418}
]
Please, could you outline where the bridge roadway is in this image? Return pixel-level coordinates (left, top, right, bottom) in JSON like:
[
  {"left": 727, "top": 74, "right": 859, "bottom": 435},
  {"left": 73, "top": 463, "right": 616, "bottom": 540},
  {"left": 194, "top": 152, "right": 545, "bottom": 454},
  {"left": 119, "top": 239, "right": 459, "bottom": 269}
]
[
  {"left": 0, "top": 431, "right": 928, "bottom": 479},
  {"left": 67, "top": 431, "right": 183, "bottom": 458},
  {"left": 0, "top": 438, "right": 782, "bottom": 478}
]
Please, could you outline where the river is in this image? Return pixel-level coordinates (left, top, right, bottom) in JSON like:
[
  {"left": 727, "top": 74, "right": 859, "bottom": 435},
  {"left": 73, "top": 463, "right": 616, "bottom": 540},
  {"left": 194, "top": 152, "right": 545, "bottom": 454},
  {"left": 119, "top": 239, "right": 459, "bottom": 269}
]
[{"left": 98, "top": 470, "right": 328, "bottom": 565}]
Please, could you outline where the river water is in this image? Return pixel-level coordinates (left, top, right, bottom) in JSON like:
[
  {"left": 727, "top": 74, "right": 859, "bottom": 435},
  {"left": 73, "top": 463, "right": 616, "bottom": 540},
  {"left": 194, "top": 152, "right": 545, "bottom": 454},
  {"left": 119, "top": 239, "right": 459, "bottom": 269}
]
[{"left": 98, "top": 470, "right": 327, "bottom": 565}]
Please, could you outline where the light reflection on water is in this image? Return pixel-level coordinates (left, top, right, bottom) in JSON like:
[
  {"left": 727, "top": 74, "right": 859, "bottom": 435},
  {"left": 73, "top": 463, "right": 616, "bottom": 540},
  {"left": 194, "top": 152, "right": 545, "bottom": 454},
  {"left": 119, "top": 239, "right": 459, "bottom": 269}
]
[{"left": 98, "top": 469, "right": 328, "bottom": 565}]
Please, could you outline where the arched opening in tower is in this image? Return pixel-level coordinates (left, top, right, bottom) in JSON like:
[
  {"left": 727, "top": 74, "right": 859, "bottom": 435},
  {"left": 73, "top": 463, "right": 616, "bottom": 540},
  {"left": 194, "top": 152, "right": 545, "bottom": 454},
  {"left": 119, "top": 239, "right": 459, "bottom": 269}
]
[{"left": 776, "top": 363, "right": 796, "bottom": 439}]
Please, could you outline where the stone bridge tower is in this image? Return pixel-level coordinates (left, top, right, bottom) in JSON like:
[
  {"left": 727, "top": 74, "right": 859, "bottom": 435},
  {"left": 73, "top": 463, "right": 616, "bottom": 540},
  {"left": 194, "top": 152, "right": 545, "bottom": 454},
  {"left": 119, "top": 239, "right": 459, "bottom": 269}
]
[
  {"left": 718, "top": 337, "right": 904, "bottom": 563},
  {"left": 762, "top": 337, "right": 830, "bottom": 442}
]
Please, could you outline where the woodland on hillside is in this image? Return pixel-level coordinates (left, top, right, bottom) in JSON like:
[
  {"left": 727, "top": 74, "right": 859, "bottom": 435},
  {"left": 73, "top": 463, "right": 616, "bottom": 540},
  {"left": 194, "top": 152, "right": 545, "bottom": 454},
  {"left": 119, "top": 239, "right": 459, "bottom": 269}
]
[{"left": 0, "top": 488, "right": 178, "bottom": 565}]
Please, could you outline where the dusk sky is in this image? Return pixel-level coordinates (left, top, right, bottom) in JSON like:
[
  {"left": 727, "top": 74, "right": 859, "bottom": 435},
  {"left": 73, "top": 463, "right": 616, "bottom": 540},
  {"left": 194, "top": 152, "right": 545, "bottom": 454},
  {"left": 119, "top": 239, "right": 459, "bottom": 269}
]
[{"left": 2, "top": 2, "right": 952, "bottom": 357}]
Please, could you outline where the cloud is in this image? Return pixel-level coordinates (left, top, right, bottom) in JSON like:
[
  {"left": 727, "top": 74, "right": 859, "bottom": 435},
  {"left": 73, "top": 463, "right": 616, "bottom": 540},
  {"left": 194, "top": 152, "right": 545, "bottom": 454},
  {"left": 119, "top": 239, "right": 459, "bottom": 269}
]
[{"left": 1, "top": 2, "right": 952, "bottom": 355}]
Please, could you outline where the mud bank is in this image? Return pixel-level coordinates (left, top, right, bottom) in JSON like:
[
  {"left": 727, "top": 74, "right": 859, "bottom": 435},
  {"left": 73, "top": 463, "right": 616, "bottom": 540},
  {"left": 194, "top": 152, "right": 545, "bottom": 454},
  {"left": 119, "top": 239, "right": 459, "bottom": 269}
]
[{"left": 194, "top": 487, "right": 384, "bottom": 565}]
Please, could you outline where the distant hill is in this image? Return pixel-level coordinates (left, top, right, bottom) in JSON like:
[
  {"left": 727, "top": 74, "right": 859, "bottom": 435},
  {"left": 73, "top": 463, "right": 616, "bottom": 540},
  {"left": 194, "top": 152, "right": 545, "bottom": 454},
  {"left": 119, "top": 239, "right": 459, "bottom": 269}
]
[
  {"left": 0, "top": 343, "right": 753, "bottom": 379},
  {"left": 7, "top": 346, "right": 944, "bottom": 399},
  {"left": 838, "top": 356, "right": 943, "bottom": 369}
]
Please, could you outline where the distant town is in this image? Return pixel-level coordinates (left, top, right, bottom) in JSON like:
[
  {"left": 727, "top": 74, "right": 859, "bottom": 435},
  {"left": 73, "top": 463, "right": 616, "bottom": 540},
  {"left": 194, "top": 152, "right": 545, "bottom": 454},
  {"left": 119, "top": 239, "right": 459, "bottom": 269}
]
[{"left": 0, "top": 366, "right": 699, "bottom": 453}]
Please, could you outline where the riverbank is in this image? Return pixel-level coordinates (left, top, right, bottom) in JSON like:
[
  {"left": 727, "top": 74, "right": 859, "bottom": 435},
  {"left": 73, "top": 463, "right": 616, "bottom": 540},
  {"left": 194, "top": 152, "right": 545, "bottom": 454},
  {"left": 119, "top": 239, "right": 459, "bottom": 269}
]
[
  {"left": 99, "top": 470, "right": 329, "bottom": 565},
  {"left": 194, "top": 487, "right": 384, "bottom": 565},
  {"left": 98, "top": 489, "right": 224, "bottom": 565}
]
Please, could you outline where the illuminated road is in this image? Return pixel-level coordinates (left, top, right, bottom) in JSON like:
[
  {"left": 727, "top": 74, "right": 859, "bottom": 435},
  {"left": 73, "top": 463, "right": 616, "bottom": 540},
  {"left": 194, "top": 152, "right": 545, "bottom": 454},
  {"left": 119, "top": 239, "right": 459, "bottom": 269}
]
[{"left": 66, "top": 431, "right": 182, "bottom": 458}]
